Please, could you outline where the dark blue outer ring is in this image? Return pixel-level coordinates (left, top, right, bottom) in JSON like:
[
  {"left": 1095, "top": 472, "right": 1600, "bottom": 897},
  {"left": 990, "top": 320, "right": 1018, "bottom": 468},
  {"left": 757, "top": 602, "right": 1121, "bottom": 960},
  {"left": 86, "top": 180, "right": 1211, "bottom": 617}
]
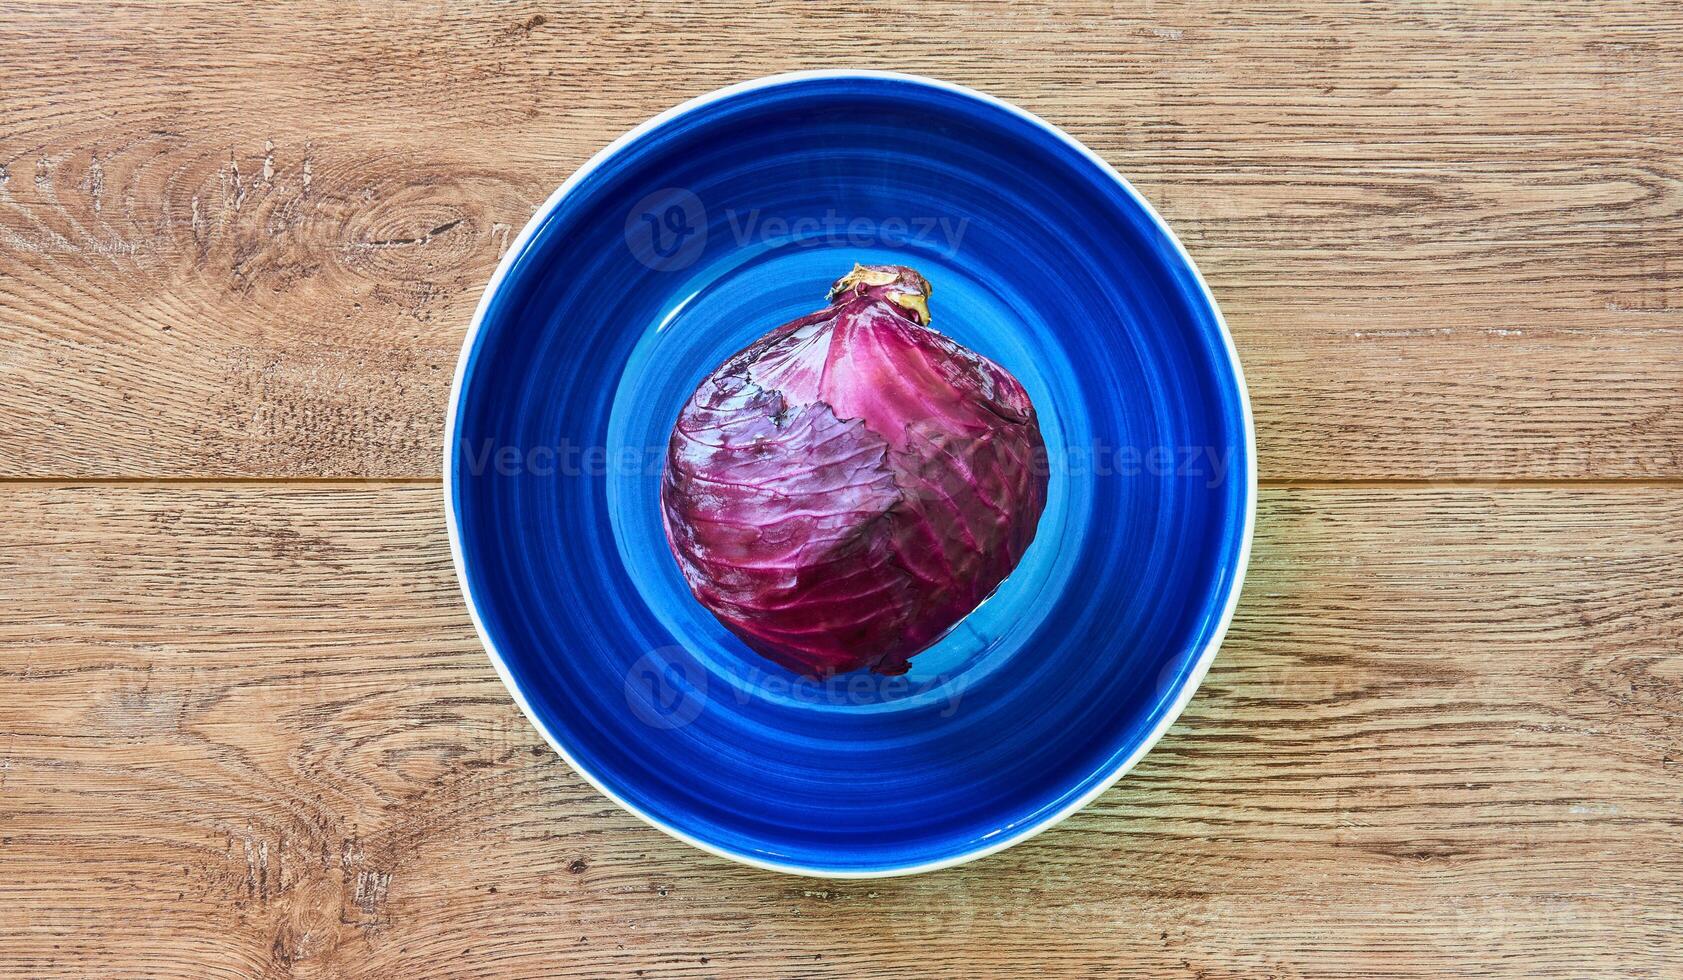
[{"left": 444, "top": 72, "right": 1256, "bottom": 877}]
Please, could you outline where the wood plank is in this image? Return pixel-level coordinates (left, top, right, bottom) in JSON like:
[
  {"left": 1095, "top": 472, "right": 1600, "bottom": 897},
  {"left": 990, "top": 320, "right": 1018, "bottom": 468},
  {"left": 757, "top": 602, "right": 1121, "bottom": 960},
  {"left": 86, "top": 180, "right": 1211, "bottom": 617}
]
[
  {"left": 1, "top": 484, "right": 1678, "bottom": 977},
  {"left": 1, "top": 1, "right": 1681, "bottom": 479}
]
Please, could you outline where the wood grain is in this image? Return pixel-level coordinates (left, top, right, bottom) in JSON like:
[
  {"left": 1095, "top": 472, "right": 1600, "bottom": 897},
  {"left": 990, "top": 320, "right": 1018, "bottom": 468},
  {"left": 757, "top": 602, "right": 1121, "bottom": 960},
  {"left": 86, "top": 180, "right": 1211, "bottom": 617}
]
[
  {"left": 2, "top": 1, "right": 1681, "bottom": 479},
  {"left": 1, "top": 485, "right": 1679, "bottom": 977}
]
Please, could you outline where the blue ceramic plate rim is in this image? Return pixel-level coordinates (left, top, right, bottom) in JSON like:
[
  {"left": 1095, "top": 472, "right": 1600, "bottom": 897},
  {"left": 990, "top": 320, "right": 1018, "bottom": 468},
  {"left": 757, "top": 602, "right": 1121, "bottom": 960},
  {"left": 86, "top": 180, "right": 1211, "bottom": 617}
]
[{"left": 444, "top": 70, "right": 1257, "bottom": 878}]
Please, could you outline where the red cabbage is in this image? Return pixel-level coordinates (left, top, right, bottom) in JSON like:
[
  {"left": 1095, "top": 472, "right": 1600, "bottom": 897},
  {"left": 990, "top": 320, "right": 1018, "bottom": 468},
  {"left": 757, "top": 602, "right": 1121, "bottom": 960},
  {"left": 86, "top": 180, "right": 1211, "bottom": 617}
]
[{"left": 662, "top": 264, "right": 1048, "bottom": 678}]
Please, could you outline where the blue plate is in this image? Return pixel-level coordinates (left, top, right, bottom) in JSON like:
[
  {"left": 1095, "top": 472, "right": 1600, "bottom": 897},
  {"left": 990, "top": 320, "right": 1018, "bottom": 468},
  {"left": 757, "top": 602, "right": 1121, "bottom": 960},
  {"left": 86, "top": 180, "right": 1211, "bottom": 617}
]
[{"left": 445, "top": 71, "right": 1255, "bottom": 876}]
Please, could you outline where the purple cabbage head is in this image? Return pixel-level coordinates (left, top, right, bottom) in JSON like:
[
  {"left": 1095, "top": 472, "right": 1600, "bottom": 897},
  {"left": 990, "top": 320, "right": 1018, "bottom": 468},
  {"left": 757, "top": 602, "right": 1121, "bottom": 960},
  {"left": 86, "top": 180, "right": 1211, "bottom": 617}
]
[{"left": 661, "top": 264, "right": 1048, "bottom": 678}]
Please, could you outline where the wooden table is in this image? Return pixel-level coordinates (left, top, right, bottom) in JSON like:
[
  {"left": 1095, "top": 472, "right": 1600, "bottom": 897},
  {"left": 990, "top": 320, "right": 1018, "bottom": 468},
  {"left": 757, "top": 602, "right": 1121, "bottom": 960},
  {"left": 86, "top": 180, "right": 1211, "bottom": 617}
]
[{"left": 3, "top": 2, "right": 1680, "bottom": 976}]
